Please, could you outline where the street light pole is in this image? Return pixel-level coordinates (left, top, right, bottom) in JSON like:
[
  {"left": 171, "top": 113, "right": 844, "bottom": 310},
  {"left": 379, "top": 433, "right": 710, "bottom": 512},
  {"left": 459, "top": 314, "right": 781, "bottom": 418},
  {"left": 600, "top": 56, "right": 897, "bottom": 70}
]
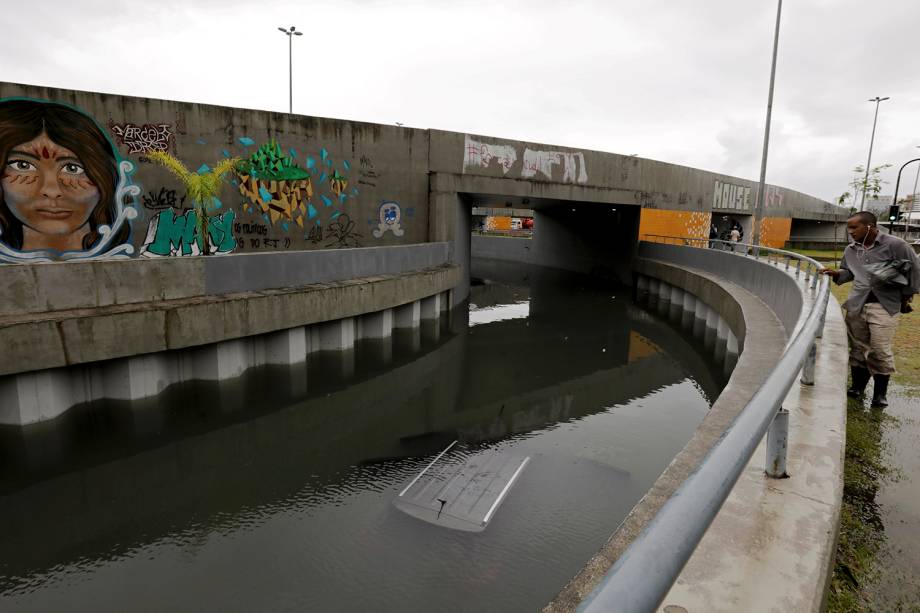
[
  {"left": 859, "top": 96, "right": 890, "bottom": 211},
  {"left": 751, "top": 0, "right": 782, "bottom": 249},
  {"left": 910, "top": 145, "right": 920, "bottom": 237},
  {"left": 277, "top": 26, "right": 303, "bottom": 113},
  {"left": 889, "top": 157, "right": 920, "bottom": 237}
]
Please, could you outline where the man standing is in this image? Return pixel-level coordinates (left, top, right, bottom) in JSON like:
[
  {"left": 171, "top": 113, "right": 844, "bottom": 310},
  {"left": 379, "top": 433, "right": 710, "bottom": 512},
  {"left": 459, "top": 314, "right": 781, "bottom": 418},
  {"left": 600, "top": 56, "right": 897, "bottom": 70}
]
[
  {"left": 729, "top": 226, "right": 741, "bottom": 252},
  {"left": 822, "top": 211, "right": 920, "bottom": 407}
]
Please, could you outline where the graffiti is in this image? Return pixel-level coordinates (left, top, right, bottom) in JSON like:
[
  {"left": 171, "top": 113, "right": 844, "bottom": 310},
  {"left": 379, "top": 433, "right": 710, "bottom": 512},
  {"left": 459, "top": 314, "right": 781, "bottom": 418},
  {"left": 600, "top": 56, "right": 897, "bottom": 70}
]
[
  {"left": 142, "top": 209, "right": 236, "bottom": 257},
  {"left": 462, "top": 136, "right": 589, "bottom": 184},
  {"left": 617, "top": 157, "right": 636, "bottom": 183},
  {"left": 247, "top": 236, "right": 292, "bottom": 249},
  {"left": 237, "top": 140, "right": 313, "bottom": 226},
  {"left": 634, "top": 190, "right": 659, "bottom": 208},
  {"left": 325, "top": 213, "right": 362, "bottom": 248},
  {"left": 372, "top": 201, "right": 405, "bottom": 238},
  {"left": 521, "top": 148, "right": 588, "bottom": 184},
  {"left": 330, "top": 170, "right": 349, "bottom": 196},
  {"left": 110, "top": 122, "right": 174, "bottom": 155},
  {"left": 142, "top": 187, "right": 186, "bottom": 210},
  {"left": 464, "top": 136, "right": 517, "bottom": 175},
  {"left": 765, "top": 185, "right": 784, "bottom": 209},
  {"left": 712, "top": 180, "right": 751, "bottom": 211},
  {"left": 358, "top": 155, "right": 380, "bottom": 187},
  {"left": 234, "top": 221, "right": 268, "bottom": 236},
  {"left": 0, "top": 98, "right": 138, "bottom": 263},
  {"left": 308, "top": 224, "right": 324, "bottom": 244}
]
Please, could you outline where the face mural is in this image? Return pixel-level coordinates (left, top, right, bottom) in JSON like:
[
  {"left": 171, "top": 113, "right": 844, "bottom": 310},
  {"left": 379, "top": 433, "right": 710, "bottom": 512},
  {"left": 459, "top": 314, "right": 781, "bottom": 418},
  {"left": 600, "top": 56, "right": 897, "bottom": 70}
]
[{"left": 0, "top": 99, "right": 137, "bottom": 261}]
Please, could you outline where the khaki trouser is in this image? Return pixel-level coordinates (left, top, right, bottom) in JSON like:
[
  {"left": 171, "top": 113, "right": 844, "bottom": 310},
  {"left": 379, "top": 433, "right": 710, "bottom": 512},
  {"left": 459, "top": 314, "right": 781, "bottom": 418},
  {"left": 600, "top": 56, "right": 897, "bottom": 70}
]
[{"left": 845, "top": 302, "right": 900, "bottom": 375}]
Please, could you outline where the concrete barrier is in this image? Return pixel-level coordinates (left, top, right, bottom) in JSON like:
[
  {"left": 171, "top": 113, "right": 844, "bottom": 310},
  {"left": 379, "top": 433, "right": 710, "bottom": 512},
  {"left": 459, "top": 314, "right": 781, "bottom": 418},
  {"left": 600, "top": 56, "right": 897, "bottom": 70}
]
[{"left": 0, "top": 243, "right": 461, "bottom": 425}]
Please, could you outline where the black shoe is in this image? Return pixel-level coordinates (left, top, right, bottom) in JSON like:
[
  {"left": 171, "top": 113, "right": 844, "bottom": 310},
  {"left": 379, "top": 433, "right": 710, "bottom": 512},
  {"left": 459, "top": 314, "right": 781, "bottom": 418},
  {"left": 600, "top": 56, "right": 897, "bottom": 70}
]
[
  {"left": 847, "top": 366, "right": 871, "bottom": 398},
  {"left": 871, "top": 374, "right": 890, "bottom": 408}
]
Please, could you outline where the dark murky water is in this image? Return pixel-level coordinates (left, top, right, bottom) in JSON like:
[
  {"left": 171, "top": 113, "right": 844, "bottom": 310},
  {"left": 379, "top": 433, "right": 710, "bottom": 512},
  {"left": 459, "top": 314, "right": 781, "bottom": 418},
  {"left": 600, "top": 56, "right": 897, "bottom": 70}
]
[{"left": 0, "top": 260, "right": 726, "bottom": 613}]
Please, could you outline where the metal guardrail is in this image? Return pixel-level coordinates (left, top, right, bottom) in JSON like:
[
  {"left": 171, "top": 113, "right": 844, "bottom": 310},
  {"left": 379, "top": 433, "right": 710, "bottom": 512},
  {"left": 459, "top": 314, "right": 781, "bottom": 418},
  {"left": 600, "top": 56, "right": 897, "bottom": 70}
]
[{"left": 579, "top": 234, "right": 830, "bottom": 613}]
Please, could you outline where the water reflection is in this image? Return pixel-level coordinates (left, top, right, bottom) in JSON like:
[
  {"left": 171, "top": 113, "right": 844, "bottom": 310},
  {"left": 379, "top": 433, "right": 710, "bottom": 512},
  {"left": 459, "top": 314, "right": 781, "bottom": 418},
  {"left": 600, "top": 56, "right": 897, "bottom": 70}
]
[{"left": 0, "top": 259, "right": 727, "bottom": 613}]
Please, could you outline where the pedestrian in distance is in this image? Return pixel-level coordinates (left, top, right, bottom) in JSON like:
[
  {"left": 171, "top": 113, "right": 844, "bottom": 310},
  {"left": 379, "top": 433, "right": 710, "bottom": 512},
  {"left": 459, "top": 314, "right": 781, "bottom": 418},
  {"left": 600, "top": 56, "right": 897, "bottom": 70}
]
[
  {"left": 729, "top": 226, "right": 741, "bottom": 252},
  {"left": 822, "top": 211, "right": 920, "bottom": 407}
]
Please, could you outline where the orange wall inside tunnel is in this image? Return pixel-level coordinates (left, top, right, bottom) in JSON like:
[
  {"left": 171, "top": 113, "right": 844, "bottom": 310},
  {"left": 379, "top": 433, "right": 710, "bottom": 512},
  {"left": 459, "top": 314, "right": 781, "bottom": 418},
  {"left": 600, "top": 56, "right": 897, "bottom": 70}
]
[
  {"left": 638, "top": 209, "right": 711, "bottom": 242},
  {"left": 758, "top": 217, "right": 792, "bottom": 249},
  {"left": 636, "top": 209, "right": 792, "bottom": 249}
]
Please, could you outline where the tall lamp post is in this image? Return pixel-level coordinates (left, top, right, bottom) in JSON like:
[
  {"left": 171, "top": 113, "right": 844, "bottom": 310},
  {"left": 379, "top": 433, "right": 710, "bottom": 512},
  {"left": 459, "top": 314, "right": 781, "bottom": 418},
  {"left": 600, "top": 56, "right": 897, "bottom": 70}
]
[
  {"left": 859, "top": 96, "right": 890, "bottom": 211},
  {"left": 751, "top": 0, "right": 782, "bottom": 249},
  {"left": 278, "top": 26, "right": 302, "bottom": 113}
]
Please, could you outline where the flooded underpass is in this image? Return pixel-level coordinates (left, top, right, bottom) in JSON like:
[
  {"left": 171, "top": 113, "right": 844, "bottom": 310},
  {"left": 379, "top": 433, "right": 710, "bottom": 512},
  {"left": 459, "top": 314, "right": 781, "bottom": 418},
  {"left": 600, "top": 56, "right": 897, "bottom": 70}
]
[{"left": 0, "top": 259, "right": 728, "bottom": 613}]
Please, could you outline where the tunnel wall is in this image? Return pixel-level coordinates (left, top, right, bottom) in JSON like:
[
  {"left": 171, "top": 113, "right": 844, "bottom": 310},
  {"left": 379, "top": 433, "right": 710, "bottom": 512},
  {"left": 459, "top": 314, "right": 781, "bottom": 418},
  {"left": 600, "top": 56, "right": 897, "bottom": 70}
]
[{"left": 637, "top": 241, "right": 804, "bottom": 337}]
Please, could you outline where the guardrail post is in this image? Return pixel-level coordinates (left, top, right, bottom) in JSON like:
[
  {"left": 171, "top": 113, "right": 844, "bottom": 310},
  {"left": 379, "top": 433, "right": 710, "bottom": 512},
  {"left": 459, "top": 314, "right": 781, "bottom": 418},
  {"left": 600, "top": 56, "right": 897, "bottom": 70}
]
[
  {"left": 810, "top": 268, "right": 819, "bottom": 290},
  {"left": 765, "top": 408, "right": 789, "bottom": 478},
  {"left": 784, "top": 256, "right": 790, "bottom": 271},
  {"left": 800, "top": 342, "right": 817, "bottom": 385},
  {"left": 795, "top": 259, "right": 801, "bottom": 278},
  {"left": 816, "top": 303, "right": 826, "bottom": 339}
]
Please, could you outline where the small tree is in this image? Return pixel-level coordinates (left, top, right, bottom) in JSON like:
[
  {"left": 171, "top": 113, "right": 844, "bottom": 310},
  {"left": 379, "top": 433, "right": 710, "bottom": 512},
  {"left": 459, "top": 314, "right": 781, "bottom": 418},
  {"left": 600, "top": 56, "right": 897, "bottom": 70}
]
[
  {"left": 147, "top": 151, "right": 240, "bottom": 255},
  {"left": 848, "top": 163, "right": 892, "bottom": 207}
]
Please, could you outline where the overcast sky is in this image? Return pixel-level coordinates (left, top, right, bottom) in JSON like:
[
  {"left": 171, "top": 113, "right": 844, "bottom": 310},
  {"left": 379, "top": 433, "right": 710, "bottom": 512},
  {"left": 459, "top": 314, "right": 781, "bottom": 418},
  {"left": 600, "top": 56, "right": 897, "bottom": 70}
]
[{"left": 2, "top": 0, "right": 918, "bottom": 205}]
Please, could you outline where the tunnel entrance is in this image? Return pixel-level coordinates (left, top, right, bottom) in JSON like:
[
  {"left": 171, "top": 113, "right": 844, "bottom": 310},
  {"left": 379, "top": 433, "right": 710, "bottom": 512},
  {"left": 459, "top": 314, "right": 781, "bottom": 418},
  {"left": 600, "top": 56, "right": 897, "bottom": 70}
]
[
  {"left": 713, "top": 213, "right": 751, "bottom": 243},
  {"left": 464, "top": 192, "right": 641, "bottom": 286}
]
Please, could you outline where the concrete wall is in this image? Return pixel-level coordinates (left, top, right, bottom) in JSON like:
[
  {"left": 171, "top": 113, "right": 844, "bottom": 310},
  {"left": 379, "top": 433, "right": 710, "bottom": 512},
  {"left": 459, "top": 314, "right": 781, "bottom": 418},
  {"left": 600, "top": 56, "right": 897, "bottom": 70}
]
[
  {"left": 0, "top": 265, "right": 458, "bottom": 424},
  {"left": 638, "top": 241, "right": 804, "bottom": 337},
  {"left": 789, "top": 218, "right": 848, "bottom": 243},
  {"left": 0, "top": 82, "right": 430, "bottom": 264},
  {"left": 470, "top": 234, "right": 534, "bottom": 264},
  {"left": 0, "top": 81, "right": 842, "bottom": 272},
  {"left": 0, "top": 243, "right": 449, "bottom": 317}
]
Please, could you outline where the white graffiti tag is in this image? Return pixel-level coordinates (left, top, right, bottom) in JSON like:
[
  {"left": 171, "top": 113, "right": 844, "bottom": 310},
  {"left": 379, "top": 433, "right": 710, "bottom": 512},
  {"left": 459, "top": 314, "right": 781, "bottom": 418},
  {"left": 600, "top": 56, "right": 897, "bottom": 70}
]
[
  {"left": 765, "top": 185, "right": 784, "bottom": 209},
  {"left": 521, "top": 149, "right": 588, "bottom": 184},
  {"left": 110, "top": 123, "right": 174, "bottom": 155},
  {"left": 712, "top": 180, "right": 751, "bottom": 211},
  {"left": 464, "top": 136, "right": 518, "bottom": 175}
]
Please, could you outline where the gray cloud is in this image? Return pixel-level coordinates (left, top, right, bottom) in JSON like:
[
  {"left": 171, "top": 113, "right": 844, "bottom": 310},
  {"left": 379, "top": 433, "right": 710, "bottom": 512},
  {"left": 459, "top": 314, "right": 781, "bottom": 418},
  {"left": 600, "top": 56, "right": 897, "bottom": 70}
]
[{"left": 1, "top": 0, "right": 918, "bottom": 204}]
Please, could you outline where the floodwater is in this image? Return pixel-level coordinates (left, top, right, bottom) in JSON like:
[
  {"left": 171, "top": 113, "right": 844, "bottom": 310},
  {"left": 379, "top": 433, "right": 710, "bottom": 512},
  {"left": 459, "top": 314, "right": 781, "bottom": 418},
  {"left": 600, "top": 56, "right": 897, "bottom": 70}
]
[
  {"left": 0, "top": 259, "right": 727, "bottom": 613},
  {"left": 867, "top": 386, "right": 920, "bottom": 607}
]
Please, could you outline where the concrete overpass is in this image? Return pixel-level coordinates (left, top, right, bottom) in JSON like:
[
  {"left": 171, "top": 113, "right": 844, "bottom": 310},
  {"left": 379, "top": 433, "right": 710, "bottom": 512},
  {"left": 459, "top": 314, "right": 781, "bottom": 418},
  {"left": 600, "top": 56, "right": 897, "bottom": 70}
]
[{"left": 0, "top": 81, "right": 848, "bottom": 611}]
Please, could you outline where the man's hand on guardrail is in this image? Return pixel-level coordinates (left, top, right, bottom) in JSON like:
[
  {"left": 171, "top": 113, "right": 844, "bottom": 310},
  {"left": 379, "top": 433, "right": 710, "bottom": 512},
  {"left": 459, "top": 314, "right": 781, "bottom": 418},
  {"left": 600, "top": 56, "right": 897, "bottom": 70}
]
[{"left": 820, "top": 269, "right": 840, "bottom": 279}]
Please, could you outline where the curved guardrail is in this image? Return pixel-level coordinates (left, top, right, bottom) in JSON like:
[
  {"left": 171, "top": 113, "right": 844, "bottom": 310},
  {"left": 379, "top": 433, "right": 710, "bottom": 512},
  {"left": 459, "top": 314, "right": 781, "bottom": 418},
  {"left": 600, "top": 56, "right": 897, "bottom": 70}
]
[{"left": 579, "top": 234, "right": 831, "bottom": 613}]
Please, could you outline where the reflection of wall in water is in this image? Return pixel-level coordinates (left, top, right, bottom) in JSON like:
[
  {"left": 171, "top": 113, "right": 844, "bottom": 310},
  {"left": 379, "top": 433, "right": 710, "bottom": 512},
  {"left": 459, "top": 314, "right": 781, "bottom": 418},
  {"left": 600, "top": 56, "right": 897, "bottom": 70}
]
[{"left": 0, "top": 328, "right": 467, "bottom": 581}]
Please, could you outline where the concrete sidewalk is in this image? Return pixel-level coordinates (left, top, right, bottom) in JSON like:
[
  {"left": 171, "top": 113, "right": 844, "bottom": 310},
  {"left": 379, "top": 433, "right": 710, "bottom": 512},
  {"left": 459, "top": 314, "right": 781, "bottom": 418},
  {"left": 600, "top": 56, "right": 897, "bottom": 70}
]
[{"left": 657, "top": 292, "right": 848, "bottom": 612}]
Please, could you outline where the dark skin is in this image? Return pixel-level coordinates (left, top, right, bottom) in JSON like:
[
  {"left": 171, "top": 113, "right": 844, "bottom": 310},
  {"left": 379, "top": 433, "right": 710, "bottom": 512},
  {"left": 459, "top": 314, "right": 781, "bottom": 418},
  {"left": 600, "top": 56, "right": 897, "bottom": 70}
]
[{"left": 822, "top": 216, "right": 912, "bottom": 309}]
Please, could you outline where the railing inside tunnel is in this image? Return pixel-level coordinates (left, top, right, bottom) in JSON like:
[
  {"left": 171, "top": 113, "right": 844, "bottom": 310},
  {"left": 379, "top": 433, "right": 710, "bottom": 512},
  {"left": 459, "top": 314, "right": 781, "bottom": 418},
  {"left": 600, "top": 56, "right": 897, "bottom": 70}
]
[{"left": 579, "top": 235, "right": 830, "bottom": 613}]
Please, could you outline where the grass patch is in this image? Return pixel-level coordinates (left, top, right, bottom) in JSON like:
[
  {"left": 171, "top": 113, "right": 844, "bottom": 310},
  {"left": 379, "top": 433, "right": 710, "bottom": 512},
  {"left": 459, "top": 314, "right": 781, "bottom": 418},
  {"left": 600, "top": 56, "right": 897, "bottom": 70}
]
[
  {"left": 786, "top": 247, "right": 847, "bottom": 261},
  {"left": 826, "top": 280, "right": 919, "bottom": 611},
  {"left": 826, "top": 402, "right": 899, "bottom": 612}
]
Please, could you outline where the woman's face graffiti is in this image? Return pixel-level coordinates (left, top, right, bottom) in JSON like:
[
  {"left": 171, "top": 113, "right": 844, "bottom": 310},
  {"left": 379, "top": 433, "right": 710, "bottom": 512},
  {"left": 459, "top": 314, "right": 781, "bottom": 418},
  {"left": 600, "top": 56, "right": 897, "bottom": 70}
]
[{"left": 1, "top": 132, "right": 99, "bottom": 250}]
